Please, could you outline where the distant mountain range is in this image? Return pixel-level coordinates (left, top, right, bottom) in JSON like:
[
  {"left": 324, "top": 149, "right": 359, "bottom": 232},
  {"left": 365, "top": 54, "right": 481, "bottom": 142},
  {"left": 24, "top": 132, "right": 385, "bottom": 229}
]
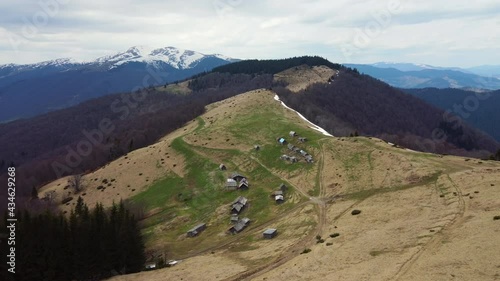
[
  {"left": 0, "top": 46, "right": 238, "bottom": 123},
  {"left": 345, "top": 63, "right": 500, "bottom": 90},
  {"left": 368, "top": 62, "right": 500, "bottom": 76}
]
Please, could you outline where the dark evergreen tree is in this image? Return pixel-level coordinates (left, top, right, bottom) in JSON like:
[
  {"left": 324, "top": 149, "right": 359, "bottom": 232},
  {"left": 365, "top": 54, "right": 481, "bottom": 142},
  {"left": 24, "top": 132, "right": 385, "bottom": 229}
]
[
  {"left": 13, "top": 201, "right": 145, "bottom": 281},
  {"left": 128, "top": 139, "right": 134, "bottom": 152},
  {"left": 31, "top": 186, "right": 38, "bottom": 199},
  {"left": 75, "top": 196, "right": 84, "bottom": 217}
]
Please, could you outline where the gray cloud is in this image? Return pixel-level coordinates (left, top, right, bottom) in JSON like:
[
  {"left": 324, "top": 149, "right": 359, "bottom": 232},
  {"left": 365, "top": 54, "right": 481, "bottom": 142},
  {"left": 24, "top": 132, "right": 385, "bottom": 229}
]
[{"left": 0, "top": 0, "right": 499, "bottom": 67}]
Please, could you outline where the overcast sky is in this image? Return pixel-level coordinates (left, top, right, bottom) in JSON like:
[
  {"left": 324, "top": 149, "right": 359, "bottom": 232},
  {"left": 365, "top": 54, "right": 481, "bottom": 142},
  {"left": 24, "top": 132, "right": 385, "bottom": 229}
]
[{"left": 0, "top": 0, "right": 499, "bottom": 67}]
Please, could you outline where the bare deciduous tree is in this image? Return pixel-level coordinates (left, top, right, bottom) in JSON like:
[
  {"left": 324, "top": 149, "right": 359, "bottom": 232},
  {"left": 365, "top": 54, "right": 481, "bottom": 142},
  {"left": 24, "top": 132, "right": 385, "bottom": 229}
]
[
  {"left": 43, "top": 190, "right": 57, "bottom": 205},
  {"left": 68, "top": 174, "right": 84, "bottom": 193}
]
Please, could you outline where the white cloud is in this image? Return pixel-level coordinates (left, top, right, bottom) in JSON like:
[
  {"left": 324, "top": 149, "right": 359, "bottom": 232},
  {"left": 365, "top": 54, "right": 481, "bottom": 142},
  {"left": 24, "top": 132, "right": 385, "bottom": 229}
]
[{"left": 0, "top": 0, "right": 498, "bottom": 67}]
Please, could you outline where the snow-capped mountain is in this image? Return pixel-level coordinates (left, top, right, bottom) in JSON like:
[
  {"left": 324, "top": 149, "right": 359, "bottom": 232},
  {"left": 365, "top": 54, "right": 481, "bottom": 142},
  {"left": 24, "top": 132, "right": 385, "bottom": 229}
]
[
  {"left": 0, "top": 46, "right": 238, "bottom": 123},
  {"left": 0, "top": 46, "right": 236, "bottom": 73},
  {"left": 92, "top": 46, "right": 235, "bottom": 70}
]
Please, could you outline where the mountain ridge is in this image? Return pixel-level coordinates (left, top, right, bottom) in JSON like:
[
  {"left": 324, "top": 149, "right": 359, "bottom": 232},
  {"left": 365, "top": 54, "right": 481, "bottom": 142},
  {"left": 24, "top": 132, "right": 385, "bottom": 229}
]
[
  {"left": 0, "top": 46, "right": 237, "bottom": 71},
  {"left": 360, "top": 62, "right": 500, "bottom": 77},
  {"left": 0, "top": 46, "right": 238, "bottom": 123},
  {"left": 345, "top": 63, "right": 500, "bottom": 89}
]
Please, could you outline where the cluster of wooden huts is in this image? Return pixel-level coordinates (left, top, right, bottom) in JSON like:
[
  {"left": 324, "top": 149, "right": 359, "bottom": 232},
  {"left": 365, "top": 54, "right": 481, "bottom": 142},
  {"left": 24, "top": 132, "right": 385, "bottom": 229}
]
[
  {"left": 186, "top": 137, "right": 305, "bottom": 240},
  {"left": 278, "top": 131, "right": 314, "bottom": 163}
]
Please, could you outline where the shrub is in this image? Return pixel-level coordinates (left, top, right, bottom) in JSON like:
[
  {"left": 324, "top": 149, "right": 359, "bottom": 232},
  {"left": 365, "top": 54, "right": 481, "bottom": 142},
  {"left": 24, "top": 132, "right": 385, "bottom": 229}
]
[
  {"left": 316, "top": 239, "right": 325, "bottom": 244},
  {"left": 61, "top": 197, "right": 73, "bottom": 204},
  {"left": 301, "top": 248, "right": 311, "bottom": 254},
  {"left": 326, "top": 242, "right": 333, "bottom": 246},
  {"left": 329, "top": 233, "right": 340, "bottom": 238},
  {"left": 315, "top": 234, "right": 322, "bottom": 240},
  {"left": 494, "top": 216, "right": 500, "bottom": 221},
  {"left": 157, "top": 258, "right": 165, "bottom": 269},
  {"left": 351, "top": 209, "right": 361, "bottom": 215}
]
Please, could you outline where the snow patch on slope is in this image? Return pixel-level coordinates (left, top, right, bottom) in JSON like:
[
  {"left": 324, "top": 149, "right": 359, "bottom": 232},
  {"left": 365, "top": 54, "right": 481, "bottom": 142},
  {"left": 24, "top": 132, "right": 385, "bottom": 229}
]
[{"left": 274, "top": 94, "right": 333, "bottom": 137}]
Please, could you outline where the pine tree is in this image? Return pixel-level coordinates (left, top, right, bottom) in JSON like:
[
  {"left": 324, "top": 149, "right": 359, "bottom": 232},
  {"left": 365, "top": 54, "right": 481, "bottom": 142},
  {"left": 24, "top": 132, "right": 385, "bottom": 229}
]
[
  {"left": 128, "top": 139, "right": 134, "bottom": 152},
  {"left": 75, "top": 196, "right": 84, "bottom": 217}
]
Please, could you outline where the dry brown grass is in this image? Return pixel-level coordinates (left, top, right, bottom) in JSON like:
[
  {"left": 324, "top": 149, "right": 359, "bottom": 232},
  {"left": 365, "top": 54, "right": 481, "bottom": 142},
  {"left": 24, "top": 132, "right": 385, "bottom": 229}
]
[
  {"left": 38, "top": 120, "right": 197, "bottom": 211},
  {"left": 253, "top": 165, "right": 500, "bottom": 281},
  {"left": 274, "top": 65, "right": 337, "bottom": 92},
  {"left": 38, "top": 84, "right": 500, "bottom": 281}
]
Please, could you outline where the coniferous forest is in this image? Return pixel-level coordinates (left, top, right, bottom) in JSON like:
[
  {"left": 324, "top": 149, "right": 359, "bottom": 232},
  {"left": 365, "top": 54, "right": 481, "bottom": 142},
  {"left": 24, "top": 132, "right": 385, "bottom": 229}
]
[{"left": 0, "top": 199, "right": 144, "bottom": 281}]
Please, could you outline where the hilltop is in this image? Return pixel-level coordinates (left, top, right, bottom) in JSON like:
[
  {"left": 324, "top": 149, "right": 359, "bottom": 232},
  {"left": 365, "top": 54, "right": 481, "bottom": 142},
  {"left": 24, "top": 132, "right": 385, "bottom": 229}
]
[{"left": 36, "top": 88, "right": 500, "bottom": 281}]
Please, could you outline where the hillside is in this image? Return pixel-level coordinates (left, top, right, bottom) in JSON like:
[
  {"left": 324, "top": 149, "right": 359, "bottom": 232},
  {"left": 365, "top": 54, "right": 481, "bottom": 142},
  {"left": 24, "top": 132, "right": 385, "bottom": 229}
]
[
  {"left": 404, "top": 88, "right": 500, "bottom": 142},
  {"left": 276, "top": 68, "right": 499, "bottom": 157},
  {"left": 35, "top": 89, "right": 500, "bottom": 281},
  {"left": 0, "top": 72, "right": 273, "bottom": 206},
  {"left": 2, "top": 58, "right": 498, "bottom": 212}
]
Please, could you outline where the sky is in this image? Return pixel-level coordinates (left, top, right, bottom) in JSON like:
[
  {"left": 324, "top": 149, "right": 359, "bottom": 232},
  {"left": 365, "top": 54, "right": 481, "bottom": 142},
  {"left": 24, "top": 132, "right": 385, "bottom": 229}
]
[{"left": 0, "top": 0, "right": 499, "bottom": 67}]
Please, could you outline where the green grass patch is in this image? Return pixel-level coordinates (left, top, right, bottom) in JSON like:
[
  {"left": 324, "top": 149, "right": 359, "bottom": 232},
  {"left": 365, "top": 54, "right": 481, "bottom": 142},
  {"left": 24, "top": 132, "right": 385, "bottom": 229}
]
[
  {"left": 194, "top": 117, "right": 205, "bottom": 133},
  {"left": 131, "top": 175, "right": 185, "bottom": 211},
  {"left": 132, "top": 131, "right": 304, "bottom": 255}
]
